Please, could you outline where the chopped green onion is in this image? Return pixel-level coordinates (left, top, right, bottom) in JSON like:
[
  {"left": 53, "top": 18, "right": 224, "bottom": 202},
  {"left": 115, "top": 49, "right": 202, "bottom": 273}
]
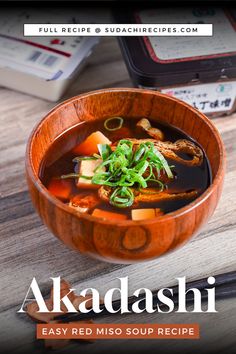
[
  {"left": 61, "top": 173, "right": 80, "bottom": 179},
  {"left": 104, "top": 117, "right": 124, "bottom": 131},
  {"left": 79, "top": 175, "right": 93, "bottom": 180},
  {"left": 72, "top": 156, "right": 98, "bottom": 163},
  {"left": 153, "top": 148, "right": 174, "bottom": 179},
  {"left": 98, "top": 144, "right": 112, "bottom": 160},
  {"left": 110, "top": 187, "right": 134, "bottom": 208},
  {"left": 93, "top": 153, "right": 101, "bottom": 159},
  {"left": 61, "top": 173, "right": 92, "bottom": 180},
  {"left": 61, "top": 139, "right": 173, "bottom": 208},
  {"left": 133, "top": 144, "right": 146, "bottom": 163}
]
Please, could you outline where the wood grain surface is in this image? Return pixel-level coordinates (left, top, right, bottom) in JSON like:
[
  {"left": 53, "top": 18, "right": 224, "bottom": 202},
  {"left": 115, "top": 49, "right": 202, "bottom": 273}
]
[{"left": 0, "top": 38, "right": 236, "bottom": 354}]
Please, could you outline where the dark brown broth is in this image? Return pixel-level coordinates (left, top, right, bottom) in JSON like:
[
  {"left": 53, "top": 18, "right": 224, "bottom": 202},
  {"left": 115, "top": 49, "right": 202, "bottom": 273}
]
[{"left": 40, "top": 118, "right": 212, "bottom": 217}]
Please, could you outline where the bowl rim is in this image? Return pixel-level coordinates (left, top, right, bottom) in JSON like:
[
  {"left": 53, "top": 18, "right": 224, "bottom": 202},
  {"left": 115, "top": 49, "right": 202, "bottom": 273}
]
[{"left": 25, "top": 87, "right": 226, "bottom": 226}]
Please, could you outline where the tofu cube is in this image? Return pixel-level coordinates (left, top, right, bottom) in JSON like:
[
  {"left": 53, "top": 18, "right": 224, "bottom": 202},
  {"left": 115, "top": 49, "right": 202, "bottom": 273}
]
[{"left": 76, "top": 159, "right": 104, "bottom": 189}]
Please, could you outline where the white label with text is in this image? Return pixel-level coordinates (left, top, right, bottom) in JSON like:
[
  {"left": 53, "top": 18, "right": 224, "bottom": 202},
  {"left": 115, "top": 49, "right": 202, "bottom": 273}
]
[{"left": 161, "top": 81, "right": 236, "bottom": 113}]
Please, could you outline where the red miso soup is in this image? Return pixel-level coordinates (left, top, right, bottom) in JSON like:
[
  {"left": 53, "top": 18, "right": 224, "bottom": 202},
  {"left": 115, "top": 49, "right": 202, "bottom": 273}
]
[{"left": 39, "top": 117, "right": 211, "bottom": 221}]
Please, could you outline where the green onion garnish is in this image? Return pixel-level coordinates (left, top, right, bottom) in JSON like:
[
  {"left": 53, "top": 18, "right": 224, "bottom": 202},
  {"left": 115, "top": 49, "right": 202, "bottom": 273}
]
[
  {"left": 104, "top": 117, "right": 124, "bottom": 131},
  {"left": 110, "top": 186, "right": 134, "bottom": 208},
  {"left": 98, "top": 144, "right": 112, "bottom": 160},
  {"left": 62, "top": 140, "right": 173, "bottom": 208},
  {"left": 61, "top": 173, "right": 92, "bottom": 180},
  {"left": 72, "top": 156, "right": 98, "bottom": 163},
  {"left": 91, "top": 140, "right": 173, "bottom": 208},
  {"left": 61, "top": 173, "right": 80, "bottom": 179},
  {"left": 153, "top": 148, "right": 173, "bottom": 179}
]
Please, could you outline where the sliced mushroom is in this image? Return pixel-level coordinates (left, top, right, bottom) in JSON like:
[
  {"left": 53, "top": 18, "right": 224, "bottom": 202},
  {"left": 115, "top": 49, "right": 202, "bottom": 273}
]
[
  {"left": 134, "top": 189, "right": 198, "bottom": 203},
  {"left": 98, "top": 185, "right": 198, "bottom": 204},
  {"left": 137, "top": 118, "right": 164, "bottom": 141},
  {"left": 98, "top": 185, "right": 111, "bottom": 203},
  {"left": 125, "top": 138, "right": 203, "bottom": 167},
  {"left": 157, "top": 139, "right": 203, "bottom": 167}
]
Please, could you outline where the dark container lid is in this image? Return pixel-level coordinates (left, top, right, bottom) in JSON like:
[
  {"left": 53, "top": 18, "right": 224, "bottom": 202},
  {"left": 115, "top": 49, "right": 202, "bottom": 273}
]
[{"left": 115, "top": 6, "right": 236, "bottom": 87}]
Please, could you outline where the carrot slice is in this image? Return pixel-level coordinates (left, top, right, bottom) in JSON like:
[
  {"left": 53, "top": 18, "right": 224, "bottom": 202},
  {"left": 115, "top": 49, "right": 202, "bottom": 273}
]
[
  {"left": 131, "top": 208, "right": 156, "bottom": 221},
  {"left": 131, "top": 208, "right": 164, "bottom": 220},
  {"left": 73, "top": 131, "right": 111, "bottom": 156},
  {"left": 92, "top": 208, "right": 127, "bottom": 220},
  {"left": 47, "top": 179, "right": 72, "bottom": 201}
]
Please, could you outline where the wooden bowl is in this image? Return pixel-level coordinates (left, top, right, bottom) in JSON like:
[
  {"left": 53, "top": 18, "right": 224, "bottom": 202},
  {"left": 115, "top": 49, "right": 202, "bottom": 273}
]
[{"left": 26, "top": 88, "right": 225, "bottom": 264}]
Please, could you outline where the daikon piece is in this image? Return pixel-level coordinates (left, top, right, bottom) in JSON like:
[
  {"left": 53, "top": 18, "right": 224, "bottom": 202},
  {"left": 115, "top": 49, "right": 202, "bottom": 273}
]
[{"left": 77, "top": 159, "right": 104, "bottom": 189}]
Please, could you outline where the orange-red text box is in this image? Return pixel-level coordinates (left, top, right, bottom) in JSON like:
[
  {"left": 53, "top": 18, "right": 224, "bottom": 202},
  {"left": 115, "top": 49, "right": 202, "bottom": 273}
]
[{"left": 37, "top": 323, "right": 199, "bottom": 340}]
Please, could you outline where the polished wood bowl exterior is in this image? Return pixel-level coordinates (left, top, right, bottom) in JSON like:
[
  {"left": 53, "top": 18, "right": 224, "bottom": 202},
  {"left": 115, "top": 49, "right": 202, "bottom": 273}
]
[{"left": 26, "top": 88, "right": 225, "bottom": 263}]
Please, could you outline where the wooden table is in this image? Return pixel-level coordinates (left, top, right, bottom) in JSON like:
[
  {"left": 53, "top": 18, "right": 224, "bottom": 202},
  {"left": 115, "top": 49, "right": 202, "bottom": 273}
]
[{"left": 1, "top": 38, "right": 236, "bottom": 354}]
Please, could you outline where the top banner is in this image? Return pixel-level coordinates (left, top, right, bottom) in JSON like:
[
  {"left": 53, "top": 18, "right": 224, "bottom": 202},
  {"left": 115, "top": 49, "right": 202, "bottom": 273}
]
[{"left": 24, "top": 24, "right": 213, "bottom": 36}]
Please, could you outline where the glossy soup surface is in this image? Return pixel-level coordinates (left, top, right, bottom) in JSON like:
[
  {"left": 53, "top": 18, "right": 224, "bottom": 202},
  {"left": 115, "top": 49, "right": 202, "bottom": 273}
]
[{"left": 40, "top": 118, "right": 212, "bottom": 219}]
